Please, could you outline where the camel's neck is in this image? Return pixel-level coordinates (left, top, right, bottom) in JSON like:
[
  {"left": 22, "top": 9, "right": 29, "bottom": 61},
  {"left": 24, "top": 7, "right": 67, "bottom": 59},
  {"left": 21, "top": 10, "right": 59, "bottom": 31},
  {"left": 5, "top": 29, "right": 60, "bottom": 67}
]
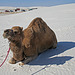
[{"left": 8, "top": 36, "right": 22, "bottom": 46}]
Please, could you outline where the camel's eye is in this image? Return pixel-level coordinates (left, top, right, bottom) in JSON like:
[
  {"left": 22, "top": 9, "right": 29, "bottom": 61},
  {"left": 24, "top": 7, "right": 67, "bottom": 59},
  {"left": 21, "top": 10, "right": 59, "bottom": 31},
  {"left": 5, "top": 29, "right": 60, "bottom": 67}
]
[{"left": 14, "top": 31, "right": 18, "bottom": 34}]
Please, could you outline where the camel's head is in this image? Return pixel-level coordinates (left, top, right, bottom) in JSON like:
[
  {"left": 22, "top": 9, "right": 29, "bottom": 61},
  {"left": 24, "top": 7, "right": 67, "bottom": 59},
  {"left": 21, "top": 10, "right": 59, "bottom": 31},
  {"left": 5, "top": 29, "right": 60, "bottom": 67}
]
[{"left": 3, "top": 26, "right": 23, "bottom": 41}]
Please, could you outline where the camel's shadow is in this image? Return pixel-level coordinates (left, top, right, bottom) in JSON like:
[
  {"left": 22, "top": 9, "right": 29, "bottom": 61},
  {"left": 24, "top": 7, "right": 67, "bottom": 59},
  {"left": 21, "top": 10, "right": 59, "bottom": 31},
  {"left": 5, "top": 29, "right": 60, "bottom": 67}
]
[{"left": 29, "top": 42, "right": 75, "bottom": 65}]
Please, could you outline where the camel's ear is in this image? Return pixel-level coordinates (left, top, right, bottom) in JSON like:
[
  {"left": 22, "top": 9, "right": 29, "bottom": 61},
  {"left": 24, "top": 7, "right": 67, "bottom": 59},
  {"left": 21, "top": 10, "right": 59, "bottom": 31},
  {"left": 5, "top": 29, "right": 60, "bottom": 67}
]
[
  {"left": 21, "top": 27, "right": 23, "bottom": 30},
  {"left": 20, "top": 27, "right": 23, "bottom": 31}
]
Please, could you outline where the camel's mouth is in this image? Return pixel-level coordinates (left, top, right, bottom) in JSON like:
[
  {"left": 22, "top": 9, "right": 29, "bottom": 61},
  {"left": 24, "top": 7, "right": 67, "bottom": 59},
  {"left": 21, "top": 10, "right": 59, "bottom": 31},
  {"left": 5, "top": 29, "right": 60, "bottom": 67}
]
[{"left": 3, "top": 29, "right": 14, "bottom": 39}]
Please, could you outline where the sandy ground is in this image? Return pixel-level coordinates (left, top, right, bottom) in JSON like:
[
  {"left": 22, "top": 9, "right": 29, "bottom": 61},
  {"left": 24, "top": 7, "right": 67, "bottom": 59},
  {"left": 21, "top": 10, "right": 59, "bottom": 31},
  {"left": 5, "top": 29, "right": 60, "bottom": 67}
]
[{"left": 0, "top": 3, "right": 75, "bottom": 75}]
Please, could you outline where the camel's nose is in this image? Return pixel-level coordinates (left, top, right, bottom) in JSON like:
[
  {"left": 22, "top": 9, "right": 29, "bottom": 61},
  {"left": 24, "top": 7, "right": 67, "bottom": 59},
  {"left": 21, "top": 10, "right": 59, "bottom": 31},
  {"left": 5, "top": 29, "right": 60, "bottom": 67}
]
[
  {"left": 4, "top": 29, "right": 13, "bottom": 34},
  {"left": 4, "top": 29, "right": 9, "bottom": 33}
]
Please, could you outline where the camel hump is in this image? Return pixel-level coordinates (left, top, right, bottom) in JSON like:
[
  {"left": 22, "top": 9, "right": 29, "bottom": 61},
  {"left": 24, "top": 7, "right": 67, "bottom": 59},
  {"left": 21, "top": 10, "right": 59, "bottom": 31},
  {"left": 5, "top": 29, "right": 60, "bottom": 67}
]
[
  {"left": 32, "top": 17, "right": 43, "bottom": 22},
  {"left": 28, "top": 17, "right": 45, "bottom": 27}
]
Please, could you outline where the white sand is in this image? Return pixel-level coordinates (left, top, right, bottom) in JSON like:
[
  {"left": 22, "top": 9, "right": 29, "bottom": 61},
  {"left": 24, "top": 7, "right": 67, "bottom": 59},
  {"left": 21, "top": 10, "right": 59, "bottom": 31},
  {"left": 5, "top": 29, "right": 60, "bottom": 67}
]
[{"left": 0, "top": 3, "right": 75, "bottom": 75}]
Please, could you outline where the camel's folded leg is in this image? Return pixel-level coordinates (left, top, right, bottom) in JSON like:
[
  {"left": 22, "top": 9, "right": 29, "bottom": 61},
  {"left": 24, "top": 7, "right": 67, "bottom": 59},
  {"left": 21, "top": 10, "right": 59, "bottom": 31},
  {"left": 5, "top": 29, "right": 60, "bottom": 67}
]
[
  {"left": 9, "top": 58, "right": 16, "bottom": 64},
  {"left": 19, "top": 55, "right": 38, "bottom": 66}
]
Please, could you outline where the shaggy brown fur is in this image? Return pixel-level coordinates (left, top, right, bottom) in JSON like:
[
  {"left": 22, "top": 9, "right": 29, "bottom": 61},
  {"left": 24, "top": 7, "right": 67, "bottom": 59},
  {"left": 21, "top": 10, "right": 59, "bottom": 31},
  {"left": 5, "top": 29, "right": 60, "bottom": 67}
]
[{"left": 3, "top": 17, "right": 57, "bottom": 65}]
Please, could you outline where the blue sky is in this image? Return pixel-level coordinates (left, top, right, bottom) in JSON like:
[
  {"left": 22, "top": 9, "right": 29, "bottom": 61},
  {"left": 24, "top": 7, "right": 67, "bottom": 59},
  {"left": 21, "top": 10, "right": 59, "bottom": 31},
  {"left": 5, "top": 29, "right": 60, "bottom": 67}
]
[{"left": 0, "top": 0, "right": 75, "bottom": 7}]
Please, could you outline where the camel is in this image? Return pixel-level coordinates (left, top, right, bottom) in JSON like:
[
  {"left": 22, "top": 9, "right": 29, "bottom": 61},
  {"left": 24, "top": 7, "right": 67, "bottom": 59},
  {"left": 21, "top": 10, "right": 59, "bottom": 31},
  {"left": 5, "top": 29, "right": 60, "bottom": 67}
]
[{"left": 3, "top": 17, "right": 57, "bottom": 65}]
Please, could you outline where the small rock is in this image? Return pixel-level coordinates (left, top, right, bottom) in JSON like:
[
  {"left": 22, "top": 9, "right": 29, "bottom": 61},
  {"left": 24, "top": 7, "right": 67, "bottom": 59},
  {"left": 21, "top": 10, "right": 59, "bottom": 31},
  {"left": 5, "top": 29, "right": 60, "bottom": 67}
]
[{"left": 14, "top": 69, "right": 16, "bottom": 71}]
